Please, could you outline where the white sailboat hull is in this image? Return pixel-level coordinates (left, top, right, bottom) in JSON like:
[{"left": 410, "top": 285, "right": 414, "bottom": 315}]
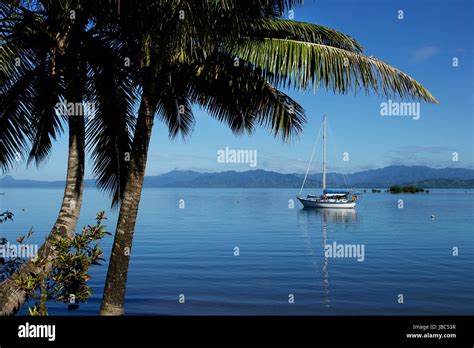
[{"left": 297, "top": 197, "right": 356, "bottom": 209}]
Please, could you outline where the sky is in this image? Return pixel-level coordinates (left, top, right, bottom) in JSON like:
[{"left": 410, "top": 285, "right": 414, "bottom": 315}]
[{"left": 6, "top": 0, "right": 474, "bottom": 180}]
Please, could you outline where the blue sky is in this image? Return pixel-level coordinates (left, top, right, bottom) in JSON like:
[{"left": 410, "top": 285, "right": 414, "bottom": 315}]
[{"left": 7, "top": 0, "right": 474, "bottom": 180}]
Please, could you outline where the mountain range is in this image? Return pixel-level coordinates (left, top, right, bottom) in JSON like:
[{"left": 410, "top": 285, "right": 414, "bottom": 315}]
[{"left": 1, "top": 165, "right": 474, "bottom": 188}]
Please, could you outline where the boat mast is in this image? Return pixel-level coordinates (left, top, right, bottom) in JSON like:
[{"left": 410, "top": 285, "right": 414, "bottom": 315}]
[{"left": 322, "top": 115, "right": 327, "bottom": 191}]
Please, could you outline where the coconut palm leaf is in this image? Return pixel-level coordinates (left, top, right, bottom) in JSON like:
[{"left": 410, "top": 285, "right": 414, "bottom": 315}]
[
  {"left": 189, "top": 54, "right": 305, "bottom": 140},
  {"left": 0, "top": 40, "right": 45, "bottom": 170},
  {"left": 0, "top": 7, "right": 65, "bottom": 169},
  {"left": 27, "top": 58, "right": 65, "bottom": 166},
  {"left": 0, "top": 66, "right": 35, "bottom": 171},
  {"left": 244, "top": 19, "right": 363, "bottom": 53},
  {"left": 85, "top": 40, "right": 137, "bottom": 207},
  {"left": 154, "top": 68, "right": 195, "bottom": 140},
  {"left": 230, "top": 38, "right": 438, "bottom": 102}
]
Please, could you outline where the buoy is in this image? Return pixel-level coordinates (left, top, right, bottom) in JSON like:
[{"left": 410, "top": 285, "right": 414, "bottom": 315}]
[{"left": 431, "top": 214, "right": 435, "bottom": 219}]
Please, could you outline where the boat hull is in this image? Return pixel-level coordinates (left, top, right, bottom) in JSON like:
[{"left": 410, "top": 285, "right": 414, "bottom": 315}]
[{"left": 297, "top": 197, "right": 356, "bottom": 209}]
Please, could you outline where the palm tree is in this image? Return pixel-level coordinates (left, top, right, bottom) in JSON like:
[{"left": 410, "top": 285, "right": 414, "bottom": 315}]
[
  {"left": 0, "top": 0, "right": 135, "bottom": 315},
  {"left": 98, "top": 0, "right": 437, "bottom": 315}
]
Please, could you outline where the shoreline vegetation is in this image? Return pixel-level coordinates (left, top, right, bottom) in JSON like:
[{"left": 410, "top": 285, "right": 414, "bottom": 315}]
[
  {"left": 0, "top": 211, "right": 109, "bottom": 315},
  {"left": 369, "top": 187, "right": 430, "bottom": 193},
  {"left": 389, "top": 185, "right": 427, "bottom": 194}
]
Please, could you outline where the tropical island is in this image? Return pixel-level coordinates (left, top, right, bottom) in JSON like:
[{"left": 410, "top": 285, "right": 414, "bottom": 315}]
[{"left": 389, "top": 185, "right": 426, "bottom": 194}]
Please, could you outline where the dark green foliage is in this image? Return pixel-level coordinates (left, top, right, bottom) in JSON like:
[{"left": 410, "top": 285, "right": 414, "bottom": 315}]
[
  {"left": 1, "top": 1, "right": 136, "bottom": 206},
  {"left": 15, "top": 211, "right": 110, "bottom": 316},
  {"left": 389, "top": 185, "right": 425, "bottom": 194},
  {"left": 0, "top": 211, "right": 35, "bottom": 282},
  {"left": 0, "top": 211, "right": 14, "bottom": 223}
]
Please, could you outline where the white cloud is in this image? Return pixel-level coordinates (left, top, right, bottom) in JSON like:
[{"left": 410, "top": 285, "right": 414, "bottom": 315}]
[{"left": 414, "top": 45, "right": 439, "bottom": 62}]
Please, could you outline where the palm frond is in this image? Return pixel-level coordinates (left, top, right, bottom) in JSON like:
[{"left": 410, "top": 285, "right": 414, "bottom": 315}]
[
  {"left": 85, "top": 39, "right": 137, "bottom": 207},
  {"left": 230, "top": 38, "right": 438, "bottom": 103},
  {"left": 0, "top": 48, "right": 40, "bottom": 171},
  {"left": 149, "top": 62, "right": 197, "bottom": 140},
  {"left": 245, "top": 19, "right": 363, "bottom": 53},
  {"left": 27, "top": 60, "right": 65, "bottom": 166},
  {"left": 156, "top": 96, "right": 195, "bottom": 140},
  {"left": 189, "top": 54, "right": 305, "bottom": 140},
  {"left": 0, "top": 76, "right": 33, "bottom": 171}
]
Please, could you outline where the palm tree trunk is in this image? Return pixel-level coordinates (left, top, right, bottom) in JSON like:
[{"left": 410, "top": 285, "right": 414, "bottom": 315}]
[
  {"left": 99, "top": 93, "right": 154, "bottom": 316},
  {"left": 0, "top": 90, "right": 85, "bottom": 316}
]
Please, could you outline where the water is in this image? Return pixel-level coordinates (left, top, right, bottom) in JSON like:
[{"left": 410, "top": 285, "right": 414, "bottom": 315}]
[{"left": 1, "top": 188, "right": 473, "bottom": 315}]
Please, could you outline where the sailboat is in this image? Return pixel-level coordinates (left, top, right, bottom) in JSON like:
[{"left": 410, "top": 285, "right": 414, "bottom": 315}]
[{"left": 297, "top": 115, "right": 358, "bottom": 209}]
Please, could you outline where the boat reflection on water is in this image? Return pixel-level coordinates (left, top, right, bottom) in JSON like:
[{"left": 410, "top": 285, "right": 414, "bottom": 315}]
[
  {"left": 297, "top": 208, "right": 358, "bottom": 307},
  {"left": 299, "top": 208, "right": 358, "bottom": 224}
]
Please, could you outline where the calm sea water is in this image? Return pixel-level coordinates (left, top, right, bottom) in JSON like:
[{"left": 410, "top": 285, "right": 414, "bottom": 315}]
[{"left": 1, "top": 188, "right": 473, "bottom": 315}]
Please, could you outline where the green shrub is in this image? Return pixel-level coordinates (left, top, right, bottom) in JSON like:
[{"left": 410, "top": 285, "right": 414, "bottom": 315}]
[{"left": 16, "top": 211, "right": 110, "bottom": 315}]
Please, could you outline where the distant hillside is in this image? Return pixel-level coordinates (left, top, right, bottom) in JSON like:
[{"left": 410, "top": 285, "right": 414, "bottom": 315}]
[
  {"left": 404, "top": 179, "right": 474, "bottom": 189},
  {"left": 144, "top": 170, "right": 202, "bottom": 187},
  {"left": 2, "top": 165, "right": 474, "bottom": 189},
  {"left": 342, "top": 165, "right": 474, "bottom": 187},
  {"left": 0, "top": 175, "right": 96, "bottom": 188}
]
